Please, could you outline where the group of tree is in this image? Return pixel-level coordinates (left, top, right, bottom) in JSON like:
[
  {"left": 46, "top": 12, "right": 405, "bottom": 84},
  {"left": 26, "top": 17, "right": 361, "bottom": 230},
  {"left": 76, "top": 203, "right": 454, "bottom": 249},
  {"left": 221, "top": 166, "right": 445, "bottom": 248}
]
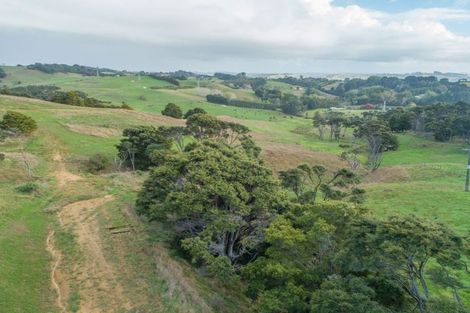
[
  {"left": 206, "top": 94, "right": 279, "bottom": 111},
  {"left": 148, "top": 74, "right": 181, "bottom": 86},
  {"left": 0, "top": 85, "right": 132, "bottom": 109},
  {"left": 0, "top": 67, "right": 6, "bottom": 79},
  {"left": 114, "top": 111, "right": 468, "bottom": 313},
  {"left": 26, "top": 63, "right": 125, "bottom": 76},
  {"left": 379, "top": 102, "right": 470, "bottom": 142},
  {"left": 312, "top": 111, "right": 399, "bottom": 170}
]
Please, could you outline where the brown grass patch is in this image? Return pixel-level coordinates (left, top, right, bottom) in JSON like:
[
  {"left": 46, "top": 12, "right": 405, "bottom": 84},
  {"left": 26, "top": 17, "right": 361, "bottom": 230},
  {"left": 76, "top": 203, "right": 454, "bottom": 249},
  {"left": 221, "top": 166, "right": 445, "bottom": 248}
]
[
  {"left": 361, "top": 166, "right": 411, "bottom": 184},
  {"left": 66, "top": 124, "right": 121, "bottom": 138},
  {"left": 260, "top": 143, "right": 346, "bottom": 172}
]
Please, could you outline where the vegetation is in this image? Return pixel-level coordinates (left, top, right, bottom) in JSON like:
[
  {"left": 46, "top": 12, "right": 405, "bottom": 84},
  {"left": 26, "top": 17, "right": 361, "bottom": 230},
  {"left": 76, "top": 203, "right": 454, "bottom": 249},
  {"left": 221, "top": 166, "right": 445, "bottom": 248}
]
[
  {"left": 148, "top": 74, "right": 181, "bottom": 86},
  {"left": 0, "top": 111, "right": 37, "bottom": 135},
  {"left": 0, "top": 67, "right": 6, "bottom": 78},
  {"left": 1, "top": 65, "right": 470, "bottom": 313},
  {"left": 161, "top": 102, "right": 183, "bottom": 118},
  {"left": 14, "top": 181, "right": 39, "bottom": 193},
  {"left": 0, "top": 85, "right": 131, "bottom": 109},
  {"left": 26, "top": 62, "right": 124, "bottom": 76}
]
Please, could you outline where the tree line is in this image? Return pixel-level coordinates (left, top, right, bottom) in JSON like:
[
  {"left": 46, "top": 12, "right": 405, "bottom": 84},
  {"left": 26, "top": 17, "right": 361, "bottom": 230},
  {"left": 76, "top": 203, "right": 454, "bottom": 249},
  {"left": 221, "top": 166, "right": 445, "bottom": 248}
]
[
  {"left": 0, "top": 85, "right": 132, "bottom": 109},
  {"left": 26, "top": 63, "right": 125, "bottom": 76},
  {"left": 113, "top": 111, "right": 469, "bottom": 313}
]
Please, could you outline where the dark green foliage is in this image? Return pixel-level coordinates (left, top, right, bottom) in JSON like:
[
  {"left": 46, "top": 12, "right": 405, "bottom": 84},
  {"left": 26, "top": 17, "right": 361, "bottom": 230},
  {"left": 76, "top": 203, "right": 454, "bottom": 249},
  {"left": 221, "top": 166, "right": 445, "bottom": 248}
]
[
  {"left": 116, "top": 126, "right": 172, "bottom": 170},
  {"left": 183, "top": 107, "right": 207, "bottom": 119},
  {"left": 279, "top": 164, "right": 363, "bottom": 204},
  {"left": 15, "top": 182, "right": 39, "bottom": 194},
  {"left": 85, "top": 153, "right": 110, "bottom": 173},
  {"left": 206, "top": 94, "right": 229, "bottom": 104},
  {"left": 0, "top": 67, "right": 6, "bottom": 78},
  {"left": 354, "top": 119, "right": 398, "bottom": 170},
  {"left": 280, "top": 94, "right": 305, "bottom": 115},
  {"left": 136, "top": 140, "right": 286, "bottom": 276},
  {"left": 27, "top": 63, "right": 124, "bottom": 76},
  {"left": 0, "top": 111, "right": 37, "bottom": 135},
  {"left": 0, "top": 85, "right": 128, "bottom": 109},
  {"left": 161, "top": 103, "right": 183, "bottom": 119},
  {"left": 206, "top": 94, "right": 279, "bottom": 110},
  {"left": 344, "top": 215, "right": 468, "bottom": 313},
  {"left": 311, "top": 276, "right": 387, "bottom": 313},
  {"left": 148, "top": 74, "right": 180, "bottom": 86}
]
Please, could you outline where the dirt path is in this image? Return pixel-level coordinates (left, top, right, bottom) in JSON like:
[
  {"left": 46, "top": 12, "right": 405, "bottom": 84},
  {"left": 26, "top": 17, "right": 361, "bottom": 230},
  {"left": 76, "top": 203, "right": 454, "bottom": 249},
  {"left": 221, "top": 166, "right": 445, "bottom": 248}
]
[
  {"left": 58, "top": 195, "right": 133, "bottom": 313},
  {"left": 52, "top": 152, "right": 82, "bottom": 188},
  {"left": 48, "top": 153, "right": 132, "bottom": 312},
  {"left": 46, "top": 230, "right": 66, "bottom": 313}
]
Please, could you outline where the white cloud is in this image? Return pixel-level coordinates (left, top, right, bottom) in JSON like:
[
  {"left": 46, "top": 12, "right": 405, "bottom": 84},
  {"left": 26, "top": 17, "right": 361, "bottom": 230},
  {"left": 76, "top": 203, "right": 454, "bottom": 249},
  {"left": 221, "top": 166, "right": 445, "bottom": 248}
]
[{"left": 1, "top": 0, "right": 470, "bottom": 70}]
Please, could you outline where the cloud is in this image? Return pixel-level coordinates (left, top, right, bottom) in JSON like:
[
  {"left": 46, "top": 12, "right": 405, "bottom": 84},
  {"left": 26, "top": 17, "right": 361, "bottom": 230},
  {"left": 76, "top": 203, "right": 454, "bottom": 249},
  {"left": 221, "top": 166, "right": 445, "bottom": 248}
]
[{"left": 1, "top": 0, "right": 470, "bottom": 70}]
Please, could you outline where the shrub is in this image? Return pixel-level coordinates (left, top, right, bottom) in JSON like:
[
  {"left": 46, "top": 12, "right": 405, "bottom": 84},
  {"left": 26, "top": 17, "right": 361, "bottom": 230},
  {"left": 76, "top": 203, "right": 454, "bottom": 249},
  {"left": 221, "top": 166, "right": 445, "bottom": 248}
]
[
  {"left": 0, "top": 111, "right": 37, "bottom": 135},
  {"left": 161, "top": 103, "right": 183, "bottom": 119},
  {"left": 184, "top": 107, "right": 207, "bottom": 119},
  {"left": 85, "top": 153, "right": 110, "bottom": 173},
  {"left": 15, "top": 182, "right": 39, "bottom": 193},
  {"left": 206, "top": 94, "right": 228, "bottom": 104}
]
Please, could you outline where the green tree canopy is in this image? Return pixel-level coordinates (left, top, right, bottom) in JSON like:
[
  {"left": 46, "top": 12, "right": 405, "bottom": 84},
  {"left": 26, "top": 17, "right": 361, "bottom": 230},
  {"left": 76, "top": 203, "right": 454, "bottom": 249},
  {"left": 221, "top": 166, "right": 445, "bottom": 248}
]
[
  {"left": 161, "top": 102, "right": 183, "bottom": 118},
  {"left": 0, "top": 111, "right": 37, "bottom": 135}
]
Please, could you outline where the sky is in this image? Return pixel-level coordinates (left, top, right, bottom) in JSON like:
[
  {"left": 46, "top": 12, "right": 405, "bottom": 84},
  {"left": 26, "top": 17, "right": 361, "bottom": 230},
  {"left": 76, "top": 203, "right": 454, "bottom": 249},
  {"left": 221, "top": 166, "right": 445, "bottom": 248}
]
[{"left": 1, "top": 0, "right": 470, "bottom": 73}]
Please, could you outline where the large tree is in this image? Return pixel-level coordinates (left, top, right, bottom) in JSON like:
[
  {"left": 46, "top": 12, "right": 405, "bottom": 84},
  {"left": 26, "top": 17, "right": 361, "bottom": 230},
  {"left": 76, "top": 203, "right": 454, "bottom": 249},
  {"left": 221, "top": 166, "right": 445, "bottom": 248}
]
[
  {"left": 136, "top": 140, "right": 286, "bottom": 278},
  {"left": 354, "top": 119, "right": 398, "bottom": 170},
  {"left": 116, "top": 126, "right": 172, "bottom": 170}
]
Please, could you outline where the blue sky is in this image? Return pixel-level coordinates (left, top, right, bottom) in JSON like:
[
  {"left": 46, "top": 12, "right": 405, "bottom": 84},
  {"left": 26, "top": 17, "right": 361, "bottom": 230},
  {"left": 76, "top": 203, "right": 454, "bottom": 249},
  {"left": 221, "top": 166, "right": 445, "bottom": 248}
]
[
  {"left": 1, "top": 0, "right": 470, "bottom": 73},
  {"left": 334, "top": 0, "right": 470, "bottom": 35}
]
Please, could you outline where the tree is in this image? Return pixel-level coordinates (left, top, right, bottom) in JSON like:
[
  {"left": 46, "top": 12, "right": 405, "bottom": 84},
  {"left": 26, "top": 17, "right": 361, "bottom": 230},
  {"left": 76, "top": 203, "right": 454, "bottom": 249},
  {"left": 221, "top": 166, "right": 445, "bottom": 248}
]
[
  {"left": 280, "top": 94, "right": 304, "bottom": 116},
  {"left": 279, "top": 164, "right": 363, "bottom": 204},
  {"left": 354, "top": 119, "right": 398, "bottom": 170},
  {"left": 136, "top": 140, "right": 286, "bottom": 277},
  {"left": 0, "top": 111, "right": 37, "bottom": 135},
  {"left": 184, "top": 107, "right": 207, "bottom": 119},
  {"left": 161, "top": 103, "right": 183, "bottom": 118},
  {"left": 311, "top": 276, "right": 387, "bottom": 313},
  {"left": 116, "top": 126, "right": 172, "bottom": 170},
  {"left": 186, "top": 113, "right": 222, "bottom": 139},
  {"left": 312, "top": 112, "right": 327, "bottom": 140},
  {"left": 0, "top": 67, "right": 6, "bottom": 79},
  {"left": 157, "top": 126, "right": 187, "bottom": 151},
  {"left": 345, "top": 215, "right": 468, "bottom": 313}
]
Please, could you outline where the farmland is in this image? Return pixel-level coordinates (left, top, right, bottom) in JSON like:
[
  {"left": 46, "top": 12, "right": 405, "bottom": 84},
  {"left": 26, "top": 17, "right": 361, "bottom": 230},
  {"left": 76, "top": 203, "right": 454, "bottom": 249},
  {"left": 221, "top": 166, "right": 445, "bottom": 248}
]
[{"left": 0, "top": 65, "right": 469, "bottom": 312}]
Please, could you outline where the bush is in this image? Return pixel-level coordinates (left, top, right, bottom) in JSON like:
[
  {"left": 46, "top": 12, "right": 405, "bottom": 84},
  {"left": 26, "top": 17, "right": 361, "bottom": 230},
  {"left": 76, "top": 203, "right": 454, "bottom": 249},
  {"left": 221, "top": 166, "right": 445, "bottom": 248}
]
[
  {"left": 0, "top": 67, "right": 6, "bottom": 79},
  {"left": 184, "top": 107, "right": 207, "bottom": 119},
  {"left": 85, "top": 153, "right": 110, "bottom": 173},
  {"left": 15, "top": 182, "right": 39, "bottom": 193},
  {"left": 161, "top": 103, "right": 183, "bottom": 119},
  {"left": 206, "top": 94, "right": 228, "bottom": 104},
  {"left": 0, "top": 111, "right": 37, "bottom": 135}
]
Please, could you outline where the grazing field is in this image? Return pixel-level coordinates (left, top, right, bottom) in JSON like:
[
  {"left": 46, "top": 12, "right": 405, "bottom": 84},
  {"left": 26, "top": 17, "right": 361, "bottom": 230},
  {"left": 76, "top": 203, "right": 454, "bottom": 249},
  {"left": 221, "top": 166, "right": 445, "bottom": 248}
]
[{"left": 1, "top": 66, "right": 469, "bottom": 311}]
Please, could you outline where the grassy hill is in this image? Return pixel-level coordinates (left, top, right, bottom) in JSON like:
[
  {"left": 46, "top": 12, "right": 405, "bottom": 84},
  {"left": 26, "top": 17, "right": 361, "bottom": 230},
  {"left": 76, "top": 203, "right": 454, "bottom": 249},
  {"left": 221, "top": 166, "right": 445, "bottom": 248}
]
[{"left": 1, "top": 66, "right": 469, "bottom": 311}]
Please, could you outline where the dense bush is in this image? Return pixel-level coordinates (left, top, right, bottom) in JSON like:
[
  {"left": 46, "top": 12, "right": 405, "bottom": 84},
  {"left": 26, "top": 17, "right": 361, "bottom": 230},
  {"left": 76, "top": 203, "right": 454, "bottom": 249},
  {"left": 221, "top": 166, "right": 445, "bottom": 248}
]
[
  {"left": 184, "top": 107, "right": 207, "bottom": 119},
  {"left": 161, "top": 103, "right": 183, "bottom": 119},
  {"left": 148, "top": 74, "right": 180, "bottom": 86},
  {"left": 0, "top": 67, "right": 6, "bottom": 78},
  {"left": 206, "top": 94, "right": 228, "bottom": 104},
  {"left": 85, "top": 153, "right": 111, "bottom": 173},
  {"left": 0, "top": 111, "right": 37, "bottom": 135}
]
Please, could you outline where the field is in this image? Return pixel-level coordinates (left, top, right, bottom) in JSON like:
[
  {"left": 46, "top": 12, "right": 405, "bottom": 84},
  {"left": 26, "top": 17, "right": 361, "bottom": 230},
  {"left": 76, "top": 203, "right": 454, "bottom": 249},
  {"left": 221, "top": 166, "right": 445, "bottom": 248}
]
[{"left": 1, "top": 66, "right": 469, "bottom": 312}]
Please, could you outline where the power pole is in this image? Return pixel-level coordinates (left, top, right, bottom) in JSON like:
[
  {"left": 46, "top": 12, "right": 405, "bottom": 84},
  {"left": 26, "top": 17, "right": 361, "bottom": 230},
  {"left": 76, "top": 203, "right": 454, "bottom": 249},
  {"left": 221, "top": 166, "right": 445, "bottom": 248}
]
[{"left": 465, "top": 148, "right": 470, "bottom": 192}]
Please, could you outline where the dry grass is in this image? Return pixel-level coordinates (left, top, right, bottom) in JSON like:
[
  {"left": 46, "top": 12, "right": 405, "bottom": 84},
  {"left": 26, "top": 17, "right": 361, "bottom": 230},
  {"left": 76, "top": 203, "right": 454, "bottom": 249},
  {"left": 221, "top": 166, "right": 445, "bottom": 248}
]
[
  {"left": 65, "top": 124, "right": 121, "bottom": 138},
  {"left": 260, "top": 143, "right": 347, "bottom": 172}
]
